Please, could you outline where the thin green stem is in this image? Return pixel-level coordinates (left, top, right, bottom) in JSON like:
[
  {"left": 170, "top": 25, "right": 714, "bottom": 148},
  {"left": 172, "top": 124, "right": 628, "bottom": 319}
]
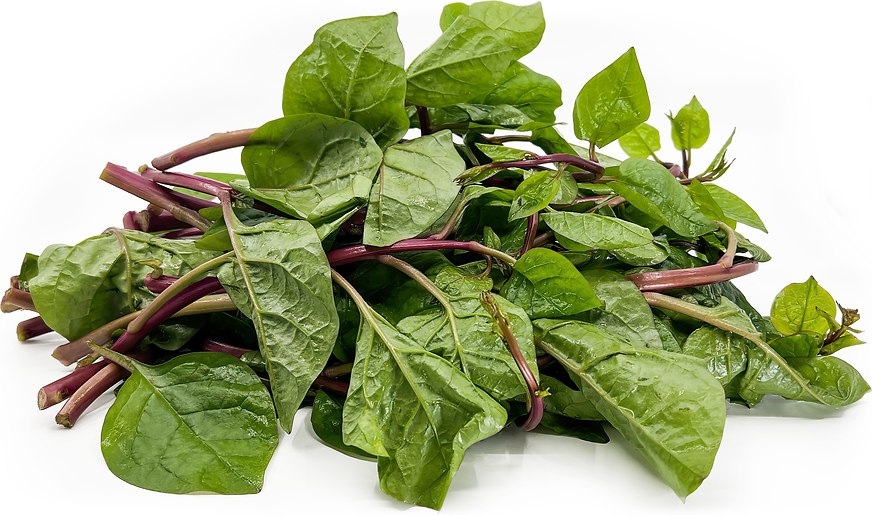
[{"left": 714, "top": 221, "right": 737, "bottom": 268}]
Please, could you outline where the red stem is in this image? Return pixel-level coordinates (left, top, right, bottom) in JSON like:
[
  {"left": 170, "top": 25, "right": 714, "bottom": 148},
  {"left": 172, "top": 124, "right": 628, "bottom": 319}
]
[
  {"left": 627, "top": 260, "right": 759, "bottom": 291},
  {"left": 38, "top": 361, "right": 111, "bottom": 410},
  {"left": 17, "top": 316, "right": 53, "bottom": 341},
  {"left": 151, "top": 128, "right": 256, "bottom": 170}
]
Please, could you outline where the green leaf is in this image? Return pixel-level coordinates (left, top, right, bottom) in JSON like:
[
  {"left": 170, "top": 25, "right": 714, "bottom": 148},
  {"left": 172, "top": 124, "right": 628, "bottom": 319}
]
[
  {"left": 536, "top": 320, "right": 725, "bottom": 498},
  {"left": 239, "top": 113, "right": 382, "bottom": 218},
  {"left": 618, "top": 122, "right": 661, "bottom": 158},
  {"left": 363, "top": 131, "right": 464, "bottom": 246},
  {"left": 29, "top": 231, "right": 222, "bottom": 340},
  {"left": 501, "top": 248, "right": 601, "bottom": 318},
  {"left": 282, "top": 14, "right": 408, "bottom": 148},
  {"left": 685, "top": 179, "right": 735, "bottom": 228},
  {"left": 669, "top": 96, "right": 710, "bottom": 150},
  {"left": 769, "top": 332, "right": 822, "bottom": 358},
  {"left": 822, "top": 332, "right": 865, "bottom": 355},
  {"left": 681, "top": 326, "right": 749, "bottom": 385},
  {"left": 467, "top": 1, "right": 545, "bottom": 57},
  {"left": 610, "top": 237, "right": 670, "bottom": 266},
  {"left": 342, "top": 307, "right": 506, "bottom": 509},
  {"left": 573, "top": 47, "right": 651, "bottom": 149},
  {"left": 538, "top": 373, "right": 603, "bottom": 422},
  {"left": 540, "top": 211, "right": 653, "bottom": 250},
  {"left": 507, "top": 168, "right": 561, "bottom": 221},
  {"left": 217, "top": 214, "right": 339, "bottom": 432},
  {"left": 740, "top": 350, "right": 869, "bottom": 407},
  {"left": 311, "top": 390, "right": 375, "bottom": 459},
  {"left": 613, "top": 157, "right": 717, "bottom": 238},
  {"left": 406, "top": 15, "right": 514, "bottom": 108},
  {"left": 473, "top": 62, "right": 562, "bottom": 122},
  {"left": 703, "top": 183, "right": 768, "bottom": 233},
  {"left": 535, "top": 412, "right": 609, "bottom": 444},
  {"left": 439, "top": 3, "right": 469, "bottom": 30},
  {"left": 702, "top": 128, "right": 735, "bottom": 177},
  {"left": 17, "top": 252, "right": 39, "bottom": 292},
  {"left": 196, "top": 208, "right": 287, "bottom": 252},
  {"left": 475, "top": 142, "right": 531, "bottom": 162},
  {"left": 578, "top": 269, "right": 662, "bottom": 349},
  {"left": 397, "top": 289, "right": 536, "bottom": 402},
  {"left": 770, "top": 276, "right": 837, "bottom": 336},
  {"left": 101, "top": 352, "right": 277, "bottom": 494}
]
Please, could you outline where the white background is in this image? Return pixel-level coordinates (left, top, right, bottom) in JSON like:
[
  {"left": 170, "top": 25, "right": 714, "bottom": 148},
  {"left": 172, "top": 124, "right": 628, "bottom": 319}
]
[{"left": 1, "top": 0, "right": 870, "bottom": 513}]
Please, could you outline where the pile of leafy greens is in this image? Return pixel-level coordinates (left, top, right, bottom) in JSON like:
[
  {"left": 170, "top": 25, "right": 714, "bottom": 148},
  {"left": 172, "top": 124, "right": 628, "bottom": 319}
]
[{"left": 4, "top": 1, "right": 868, "bottom": 509}]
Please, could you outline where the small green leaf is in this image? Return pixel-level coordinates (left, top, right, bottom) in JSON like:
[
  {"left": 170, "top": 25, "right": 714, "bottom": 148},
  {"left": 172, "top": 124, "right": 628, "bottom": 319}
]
[
  {"left": 619, "top": 122, "right": 661, "bottom": 158},
  {"left": 406, "top": 15, "right": 514, "bottom": 108},
  {"left": 101, "top": 352, "right": 278, "bottom": 494},
  {"left": 363, "top": 131, "right": 464, "bottom": 246},
  {"left": 821, "top": 332, "right": 865, "bottom": 355},
  {"left": 579, "top": 269, "right": 663, "bottom": 349},
  {"left": 703, "top": 128, "right": 735, "bottom": 176},
  {"left": 769, "top": 332, "right": 822, "bottom": 358},
  {"left": 475, "top": 142, "right": 531, "bottom": 162},
  {"left": 770, "top": 276, "right": 837, "bottom": 336},
  {"left": 614, "top": 158, "right": 717, "bottom": 238},
  {"left": 573, "top": 47, "right": 651, "bottom": 149},
  {"left": 540, "top": 211, "right": 653, "bottom": 250},
  {"left": 439, "top": 3, "right": 469, "bottom": 30},
  {"left": 703, "top": 183, "right": 768, "bottom": 233},
  {"left": 501, "top": 248, "right": 601, "bottom": 318},
  {"left": 507, "top": 168, "right": 561, "bottom": 221},
  {"left": 685, "top": 179, "right": 736, "bottom": 229},
  {"left": 669, "top": 96, "right": 710, "bottom": 150}
]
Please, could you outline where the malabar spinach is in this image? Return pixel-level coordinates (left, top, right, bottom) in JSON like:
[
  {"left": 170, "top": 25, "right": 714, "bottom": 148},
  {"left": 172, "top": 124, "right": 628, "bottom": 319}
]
[{"left": 4, "top": 0, "right": 867, "bottom": 509}]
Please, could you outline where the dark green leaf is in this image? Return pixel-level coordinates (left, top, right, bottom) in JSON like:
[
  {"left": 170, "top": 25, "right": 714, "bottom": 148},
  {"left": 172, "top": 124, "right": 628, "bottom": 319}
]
[
  {"left": 218, "top": 214, "right": 339, "bottom": 432},
  {"left": 613, "top": 157, "right": 717, "bottom": 238},
  {"left": 502, "top": 248, "right": 601, "bottom": 318},
  {"left": 538, "top": 373, "right": 603, "bottom": 421},
  {"left": 406, "top": 15, "right": 514, "bottom": 108},
  {"left": 669, "top": 96, "right": 710, "bottom": 150},
  {"left": 282, "top": 14, "right": 408, "bottom": 148},
  {"left": 535, "top": 412, "right": 609, "bottom": 444},
  {"left": 343, "top": 307, "right": 506, "bottom": 509},
  {"left": 239, "top": 114, "right": 382, "bottom": 218},
  {"left": 311, "top": 390, "right": 375, "bottom": 459},
  {"left": 363, "top": 131, "right": 464, "bottom": 246},
  {"left": 536, "top": 319, "right": 725, "bottom": 498},
  {"left": 101, "top": 352, "right": 277, "bottom": 494},
  {"left": 578, "top": 269, "right": 662, "bottom": 348},
  {"left": 540, "top": 211, "right": 653, "bottom": 250},
  {"left": 29, "top": 231, "right": 222, "bottom": 340},
  {"left": 573, "top": 47, "right": 650, "bottom": 148},
  {"left": 507, "top": 168, "right": 561, "bottom": 221}
]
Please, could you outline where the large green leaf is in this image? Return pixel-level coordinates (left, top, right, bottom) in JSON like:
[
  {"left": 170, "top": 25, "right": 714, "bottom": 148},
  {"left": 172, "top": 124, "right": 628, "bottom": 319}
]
[
  {"left": 282, "top": 14, "right": 408, "bottom": 148},
  {"left": 472, "top": 62, "right": 562, "bottom": 122},
  {"left": 502, "top": 248, "right": 601, "bottom": 318},
  {"left": 397, "top": 276, "right": 537, "bottom": 402},
  {"left": 507, "top": 168, "right": 562, "bottom": 221},
  {"left": 540, "top": 211, "right": 653, "bottom": 250},
  {"left": 29, "top": 231, "right": 222, "bottom": 340},
  {"left": 363, "top": 131, "right": 464, "bottom": 246},
  {"left": 578, "top": 269, "right": 663, "bottom": 349},
  {"left": 669, "top": 96, "right": 710, "bottom": 150},
  {"left": 342, "top": 306, "right": 506, "bottom": 509},
  {"left": 239, "top": 113, "right": 382, "bottom": 218},
  {"left": 440, "top": 2, "right": 546, "bottom": 58},
  {"left": 406, "top": 15, "right": 514, "bottom": 107},
  {"left": 613, "top": 157, "right": 717, "bottom": 238},
  {"left": 536, "top": 319, "right": 725, "bottom": 499},
  {"left": 101, "top": 352, "right": 278, "bottom": 494},
  {"left": 770, "top": 276, "right": 837, "bottom": 336},
  {"left": 573, "top": 47, "right": 650, "bottom": 148},
  {"left": 218, "top": 214, "right": 339, "bottom": 432}
]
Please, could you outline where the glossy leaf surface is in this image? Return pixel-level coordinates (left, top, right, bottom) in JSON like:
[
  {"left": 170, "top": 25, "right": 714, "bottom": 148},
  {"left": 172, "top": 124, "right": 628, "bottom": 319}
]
[
  {"left": 363, "top": 131, "right": 464, "bottom": 245},
  {"left": 770, "top": 276, "right": 837, "bottom": 336},
  {"left": 573, "top": 47, "right": 650, "bottom": 148},
  {"left": 619, "top": 122, "right": 661, "bottom": 158},
  {"left": 669, "top": 96, "right": 710, "bottom": 150},
  {"left": 502, "top": 248, "right": 601, "bottom": 318},
  {"left": 218, "top": 214, "right": 339, "bottom": 432},
  {"left": 540, "top": 211, "right": 653, "bottom": 250},
  {"left": 101, "top": 352, "right": 277, "bottom": 494},
  {"left": 282, "top": 14, "right": 408, "bottom": 148}
]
